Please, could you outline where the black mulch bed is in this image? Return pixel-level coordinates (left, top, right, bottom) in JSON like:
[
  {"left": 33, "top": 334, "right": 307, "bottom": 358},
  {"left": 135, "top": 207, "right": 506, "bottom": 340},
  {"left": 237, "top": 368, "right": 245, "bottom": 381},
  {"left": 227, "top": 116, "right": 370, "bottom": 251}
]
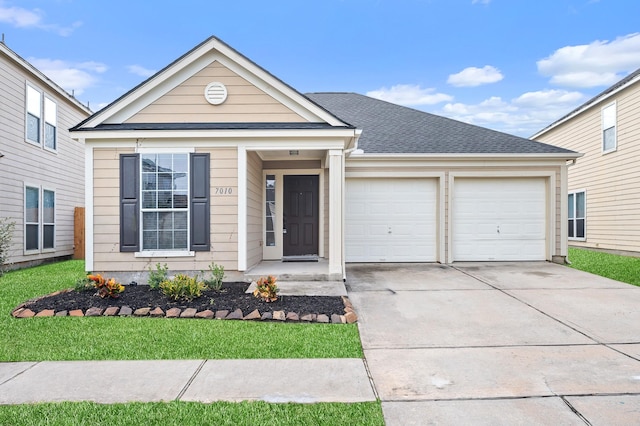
[{"left": 21, "top": 282, "right": 347, "bottom": 317}]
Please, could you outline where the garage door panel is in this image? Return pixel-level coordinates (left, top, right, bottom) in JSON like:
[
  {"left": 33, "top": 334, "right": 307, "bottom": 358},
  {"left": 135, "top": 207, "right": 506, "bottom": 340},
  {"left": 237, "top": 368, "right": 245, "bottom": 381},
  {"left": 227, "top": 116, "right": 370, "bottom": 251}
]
[
  {"left": 453, "top": 178, "right": 546, "bottom": 261},
  {"left": 346, "top": 178, "right": 437, "bottom": 262}
]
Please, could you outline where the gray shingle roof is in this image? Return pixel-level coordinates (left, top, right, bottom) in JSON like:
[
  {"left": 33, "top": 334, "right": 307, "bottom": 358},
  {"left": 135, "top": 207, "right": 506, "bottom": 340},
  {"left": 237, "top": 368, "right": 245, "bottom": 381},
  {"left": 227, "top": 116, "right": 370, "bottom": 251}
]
[{"left": 307, "top": 92, "right": 576, "bottom": 155}]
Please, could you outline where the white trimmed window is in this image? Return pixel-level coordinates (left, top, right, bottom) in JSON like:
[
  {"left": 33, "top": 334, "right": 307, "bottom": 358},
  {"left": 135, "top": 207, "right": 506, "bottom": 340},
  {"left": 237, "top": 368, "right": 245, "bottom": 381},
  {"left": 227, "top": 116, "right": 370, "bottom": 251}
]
[
  {"left": 24, "top": 185, "right": 55, "bottom": 252},
  {"left": 25, "top": 83, "right": 58, "bottom": 151},
  {"left": 602, "top": 102, "right": 616, "bottom": 153},
  {"left": 568, "top": 190, "right": 585, "bottom": 240},
  {"left": 141, "top": 153, "right": 189, "bottom": 251}
]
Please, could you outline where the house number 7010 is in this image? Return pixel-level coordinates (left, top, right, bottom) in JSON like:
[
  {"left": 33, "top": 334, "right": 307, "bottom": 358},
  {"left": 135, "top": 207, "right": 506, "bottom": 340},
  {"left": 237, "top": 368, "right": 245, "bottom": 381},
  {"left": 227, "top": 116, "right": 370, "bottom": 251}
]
[{"left": 214, "top": 187, "right": 233, "bottom": 195}]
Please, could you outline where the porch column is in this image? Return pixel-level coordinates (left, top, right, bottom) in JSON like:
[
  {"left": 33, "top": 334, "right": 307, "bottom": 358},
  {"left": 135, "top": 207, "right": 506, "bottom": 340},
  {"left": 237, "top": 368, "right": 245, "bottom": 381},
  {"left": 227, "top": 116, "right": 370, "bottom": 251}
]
[{"left": 328, "top": 149, "right": 344, "bottom": 276}]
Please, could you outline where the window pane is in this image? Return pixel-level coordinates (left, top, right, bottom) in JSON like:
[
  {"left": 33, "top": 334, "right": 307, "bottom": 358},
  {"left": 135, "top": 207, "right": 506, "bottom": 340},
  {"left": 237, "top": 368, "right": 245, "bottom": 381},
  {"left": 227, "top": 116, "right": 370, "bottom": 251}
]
[
  {"left": 266, "top": 232, "right": 275, "bottom": 246},
  {"left": 568, "top": 219, "right": 575, "bottom": 238},
  {"left": 44, "top": 123, "right": 56, "bottom": 150},
  {"left": 157, "top": 191, "right": 172, "bottom": 208},
  {"left": 158, "top": 173, "right": 173, "bottom": 190},
  {"left": 27, "top": 114, "right": 40, "bottom": 143},
  {"left": 174, "top": 212, "right": 188, "bottom": 229},
  {"left": 143, "top": 212, "right": 157, "bottom": 229},
  {"left": 44, "top": 97, "right": 56, "bottom": 125},
  {"left": 576, "top": 219, "right": 585, "bottom": 238},
  {"left": 43, "top": 190, "right": 55, "bottom": 223},
  {"left": 602, "top": 104, "right": 615, "bottom": 128},
  {"left": 26, "top": 224, "right": 38, "bottom": 250},
  {"left": 142, "top": 154, "right": 157, "bottom": 172},
  {"left": 142, "top": 173, "right": 156, "bottom": 190},
  {"left": 26, "top": 187, "right": 39, "bottom": 222},
  {"left": 576, "top": 192, "right": 585, "bottom": 218},
  {"left": 142, "top": 191, "right": 157, "bottom": 209},
  {"left": 568, "top": 194, "right": 574, "bottom": 218},
  {"left": 173, "top": 155, "right": 188, "bottom": 173},
  {"left": 174, "top": 174, "right": 188, "bottom": 191},
  {"left": 43, "top": 225, "right": 54, "bottom": 249},
  {"left": 603, "top": 127, "right": 616, "bottom": 151},
  {"left": 174, "top": 192, "right": 188, "bottom": 209},
  {"left": 174, "top": 231, "right": 187, "bottom": 249},
  {"left": 157, "top": 154, "right": 173, "bottom": 171},
  {"left": 143, "top": 230, "right": 158, "bottom": 250},
  {"left": 158, "top": 231, "right": 173, "bottom": 250},
  {"left": 26, "top": 86, "right": 41, "bottom": 116}
]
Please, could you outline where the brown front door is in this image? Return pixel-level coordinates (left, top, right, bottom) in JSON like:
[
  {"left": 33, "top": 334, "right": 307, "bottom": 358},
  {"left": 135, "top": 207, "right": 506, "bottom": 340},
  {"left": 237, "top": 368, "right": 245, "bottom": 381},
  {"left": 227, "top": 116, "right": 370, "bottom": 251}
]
[{"left": 283, "top": 175, "right": 319, "bottom": 256}]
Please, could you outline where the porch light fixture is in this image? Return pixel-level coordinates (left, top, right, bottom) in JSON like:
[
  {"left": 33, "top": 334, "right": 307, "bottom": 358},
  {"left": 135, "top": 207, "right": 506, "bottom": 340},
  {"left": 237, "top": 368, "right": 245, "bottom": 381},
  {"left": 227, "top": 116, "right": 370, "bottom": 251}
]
[{"left": 289, "top": 150, "right": 299, "bottom": 156}]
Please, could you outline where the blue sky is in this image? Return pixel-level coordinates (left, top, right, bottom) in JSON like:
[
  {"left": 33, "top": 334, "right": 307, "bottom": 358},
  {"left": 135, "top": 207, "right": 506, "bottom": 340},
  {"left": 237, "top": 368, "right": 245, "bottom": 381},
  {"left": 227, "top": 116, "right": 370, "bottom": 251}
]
[{"left": 2, "top": 0, "right": 640, "bottom": 137}]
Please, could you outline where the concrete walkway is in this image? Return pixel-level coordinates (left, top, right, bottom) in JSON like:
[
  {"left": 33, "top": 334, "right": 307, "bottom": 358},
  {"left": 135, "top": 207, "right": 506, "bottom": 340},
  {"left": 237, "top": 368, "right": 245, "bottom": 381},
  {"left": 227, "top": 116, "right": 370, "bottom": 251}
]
[{"left": 346, "top": 262, "right": 640, "bottom": 425}]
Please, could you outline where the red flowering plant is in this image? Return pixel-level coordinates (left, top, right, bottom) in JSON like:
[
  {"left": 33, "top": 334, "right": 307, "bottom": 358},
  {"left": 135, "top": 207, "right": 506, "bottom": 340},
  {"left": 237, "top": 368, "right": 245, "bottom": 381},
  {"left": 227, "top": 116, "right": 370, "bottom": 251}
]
[{"left": 252, "top": 275, "right": 279, "bottom": 302}]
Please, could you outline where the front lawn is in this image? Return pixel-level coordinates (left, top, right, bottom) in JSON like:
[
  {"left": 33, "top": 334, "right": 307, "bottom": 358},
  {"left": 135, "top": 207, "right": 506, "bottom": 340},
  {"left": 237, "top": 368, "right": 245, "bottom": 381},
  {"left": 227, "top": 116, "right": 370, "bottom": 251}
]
[
  {"left": 0, "top": 401, "right": 384, "bottom": 426},
  {"left": 568, "top": 247, "right": 640, "bottom": 286},
  {"left": 0, "top": 261, "right": 363, "bottom": 361}
]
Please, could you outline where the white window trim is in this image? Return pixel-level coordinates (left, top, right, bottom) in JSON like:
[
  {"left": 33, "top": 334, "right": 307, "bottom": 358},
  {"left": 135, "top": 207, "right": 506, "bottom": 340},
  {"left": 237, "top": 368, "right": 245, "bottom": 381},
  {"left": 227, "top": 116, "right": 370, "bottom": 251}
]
[
  {"left": 138, "top": 149, "right": 193, "bottom": 254},
  {"left": 601, "top": 101, "right": 617, "bottom": 154},
  {"left": 568, "top": 189, "right": 586, "bottom": 241}
]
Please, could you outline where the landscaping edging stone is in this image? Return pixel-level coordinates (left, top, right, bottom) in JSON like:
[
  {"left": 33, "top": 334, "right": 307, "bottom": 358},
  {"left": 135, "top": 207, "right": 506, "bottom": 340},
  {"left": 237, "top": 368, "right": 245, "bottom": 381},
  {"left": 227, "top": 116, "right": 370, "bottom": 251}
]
[{"left": 11, "top": 292, "right": 358, "bottom": 324}]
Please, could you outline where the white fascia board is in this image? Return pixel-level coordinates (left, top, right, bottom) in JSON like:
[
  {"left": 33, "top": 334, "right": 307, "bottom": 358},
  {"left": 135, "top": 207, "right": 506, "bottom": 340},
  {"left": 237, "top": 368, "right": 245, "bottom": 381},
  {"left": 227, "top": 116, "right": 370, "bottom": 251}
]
[
  {"left": 532, "top": 74, "right": 640, "bottom": 139},
  {"left": 346, "top": 152, "right": 583, "bottom": 161},
  {"left": 70, "top": 128, "right": 358, "bottom": 141}
]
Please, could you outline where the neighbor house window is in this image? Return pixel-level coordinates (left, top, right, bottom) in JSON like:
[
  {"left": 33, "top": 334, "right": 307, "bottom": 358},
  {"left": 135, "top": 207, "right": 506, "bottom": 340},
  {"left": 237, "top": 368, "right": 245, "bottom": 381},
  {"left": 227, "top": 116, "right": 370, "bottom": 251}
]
[
  {"left": 24, "top": 186, "right": 55, "bottom": 252},
  {"left": 25, "top": 84, "right": 58, "bottom": 151},
  {"left": 25, "top": 186, "right": 40, "bottom": 251},
  {"left": 26, "top": 85, "right": 41, "bottom": 144},
  {"left": 44, "top": 97, "right": 57, "bottom": 150},
  {"left": 568, "top": 190, "right": 585, "bottom": 240},
  {"left": 602, "top": 102, "right": 616, "bottom": 153},
  {"left": 141, "top": 153, "right": 189, "bottom": 251}
]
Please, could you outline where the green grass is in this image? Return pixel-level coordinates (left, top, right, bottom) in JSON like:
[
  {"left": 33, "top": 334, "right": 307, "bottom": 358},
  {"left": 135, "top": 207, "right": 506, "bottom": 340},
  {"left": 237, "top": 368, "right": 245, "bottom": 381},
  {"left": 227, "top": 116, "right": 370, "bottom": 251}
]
[
  {"left": 568, "top": 247, "right": 640, "bottom": 286},
  {"left": 0, "top": 401, "right": 384, "bottom": 426},
  {"left": 0, "top": 261, "right": 363, "bottom": 361}
]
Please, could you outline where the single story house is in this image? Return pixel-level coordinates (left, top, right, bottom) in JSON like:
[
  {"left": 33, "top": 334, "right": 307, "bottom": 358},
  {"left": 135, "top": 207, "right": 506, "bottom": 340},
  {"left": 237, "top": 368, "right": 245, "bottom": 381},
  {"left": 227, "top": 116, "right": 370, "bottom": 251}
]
[{"left": 70, "top": 36, "right": 580, "bottom": 281}]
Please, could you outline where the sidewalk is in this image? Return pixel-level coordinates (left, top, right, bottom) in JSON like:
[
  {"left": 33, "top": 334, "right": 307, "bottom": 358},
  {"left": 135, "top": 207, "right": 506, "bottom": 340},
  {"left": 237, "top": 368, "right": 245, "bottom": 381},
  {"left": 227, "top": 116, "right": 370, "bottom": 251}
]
[{"left": 0, "top": 359, "right": 376, "bottom": 404}]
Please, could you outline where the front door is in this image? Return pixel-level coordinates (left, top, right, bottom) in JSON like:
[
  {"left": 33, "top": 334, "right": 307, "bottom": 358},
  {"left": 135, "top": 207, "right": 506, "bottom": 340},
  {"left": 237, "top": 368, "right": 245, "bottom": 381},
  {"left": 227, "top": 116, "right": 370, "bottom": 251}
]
[{"left": 283, "top": 175, "right": 319, "bottom": 256}]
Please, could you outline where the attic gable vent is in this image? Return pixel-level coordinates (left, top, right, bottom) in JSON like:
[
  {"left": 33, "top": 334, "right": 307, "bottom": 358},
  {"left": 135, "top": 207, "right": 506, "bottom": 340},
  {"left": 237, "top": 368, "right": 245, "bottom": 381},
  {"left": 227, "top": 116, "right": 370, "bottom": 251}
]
[{"left": 204, "top": 82, "right": 228, "bottom": 105}]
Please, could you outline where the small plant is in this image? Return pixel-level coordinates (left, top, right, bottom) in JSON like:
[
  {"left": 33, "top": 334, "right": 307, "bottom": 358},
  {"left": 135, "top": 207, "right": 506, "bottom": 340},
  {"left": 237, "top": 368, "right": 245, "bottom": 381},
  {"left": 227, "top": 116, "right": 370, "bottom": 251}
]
[
  {"left": 253, "top": 275, "right": 279, "bottom": 302},
  {"left": 74, "top": 276, "right": 94, "bottom": 292},
  {"left": 203, "top": 262, "right": 225, "bottom": 291},
  {"left": 87, "top": 274, "right": 125, "bottom": 298},
  {"left": 0, "top": 217, "right": 16, "bottom": 276},
  {"left": 148, "top": 263, "right": 169, "bottom": 290},
  {"left": 160, "top": 273, "right": 206, "bottom": 301}
]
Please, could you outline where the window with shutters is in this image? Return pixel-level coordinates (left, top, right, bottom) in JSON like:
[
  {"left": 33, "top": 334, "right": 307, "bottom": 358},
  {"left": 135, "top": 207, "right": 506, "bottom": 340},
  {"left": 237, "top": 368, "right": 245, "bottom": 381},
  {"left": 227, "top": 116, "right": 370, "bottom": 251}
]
[
  {"left": 119, "top": 152, "right": 210, "bottom": 255},
  {"left": 141, "top": 153, "right": 189, "bottom": 251}
]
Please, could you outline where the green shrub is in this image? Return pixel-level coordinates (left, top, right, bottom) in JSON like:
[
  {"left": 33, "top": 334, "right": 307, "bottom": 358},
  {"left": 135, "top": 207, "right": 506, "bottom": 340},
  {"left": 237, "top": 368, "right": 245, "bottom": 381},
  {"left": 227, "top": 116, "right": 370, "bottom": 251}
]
[
  {"left": 74, "top": 276, "right": 94, "bottom": 292},
  {"left": 148, "top": 263, "right": 168, "bottom": 290},
  {"left": 0, "top": 217, "right": 15, "bottom": 276},
  {"left": 203, "top": 262, "right": 225, "bottom": 291},
  {"left": 160, "top": 274, "right": 206, "bottom": 301},
  {"left": 253, "top": 275, "right": 279, "bottom": 302}
]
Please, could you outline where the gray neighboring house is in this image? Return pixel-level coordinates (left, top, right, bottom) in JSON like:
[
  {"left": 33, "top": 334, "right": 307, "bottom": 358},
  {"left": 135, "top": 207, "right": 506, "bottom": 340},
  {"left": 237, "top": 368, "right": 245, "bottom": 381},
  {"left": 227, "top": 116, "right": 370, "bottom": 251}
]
[
  {"left": 0, "top": 42, "right": 92, "bottom": 268},
  {"left": 70, "top": 37, "right": 580, "bottom": 283}
]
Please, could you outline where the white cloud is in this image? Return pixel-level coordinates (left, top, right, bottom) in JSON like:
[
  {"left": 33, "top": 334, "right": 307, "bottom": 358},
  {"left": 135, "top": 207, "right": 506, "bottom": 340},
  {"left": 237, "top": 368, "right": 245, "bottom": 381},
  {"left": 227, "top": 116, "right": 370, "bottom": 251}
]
[
  {"left": 29, "top": 58, "right": 107, "bottom": 96},
  {"left": 127, "top": 65, "right": 157, "bottom": 78},
  {"left": 538, "top": 33, "right": 640, "bottom": 88},
  {"left": 0, "top": 2, "right": 81, "bottom": 36},
  {"left": 437, "top": 89, "right": 587, "bottom": 136},
  {"left": 366, "top": 84, "right": 453, "bottom": 105},
  {"left": 447, "top": 65, "right": 504, "bottom": 87}
]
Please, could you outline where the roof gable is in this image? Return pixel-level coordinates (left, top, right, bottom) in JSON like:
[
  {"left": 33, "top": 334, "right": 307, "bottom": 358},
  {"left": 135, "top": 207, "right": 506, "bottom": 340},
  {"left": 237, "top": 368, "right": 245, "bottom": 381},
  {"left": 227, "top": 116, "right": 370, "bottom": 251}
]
[
  {"left": 74, "top": 36, "right": 348, "bottom": 130},
  {"left": 308, "top": 92, "right": 578, "bottom": 156}
]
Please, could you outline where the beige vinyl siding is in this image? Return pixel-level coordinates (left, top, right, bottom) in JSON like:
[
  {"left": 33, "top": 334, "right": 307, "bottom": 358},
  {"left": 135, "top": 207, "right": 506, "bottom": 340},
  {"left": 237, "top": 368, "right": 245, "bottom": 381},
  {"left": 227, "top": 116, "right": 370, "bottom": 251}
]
[
  {"left": 345, "top": 162, "right": 563, "bottom": 263},
  {"left": 536, "top": 82, "right": 640, "bottom": 253},
  {"left": 92, "top": 147, "right": 239, "bottom": 273},
  {"left": 246, "top": 151, "right": 263, "bottom": 268},
  {"left": 0, "top": 51, "right": 88, "bottom": 266},
  {"left": 126, "top": 61, "right": 306, "bottom": 123}
]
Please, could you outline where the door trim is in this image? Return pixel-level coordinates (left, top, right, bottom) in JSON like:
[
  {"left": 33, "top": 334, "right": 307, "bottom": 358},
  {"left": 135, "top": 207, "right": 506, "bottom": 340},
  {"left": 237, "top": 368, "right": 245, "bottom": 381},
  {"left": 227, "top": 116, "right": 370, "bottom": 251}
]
[{"left": 262, "top": 169, "right": 324, "bottom": 260}]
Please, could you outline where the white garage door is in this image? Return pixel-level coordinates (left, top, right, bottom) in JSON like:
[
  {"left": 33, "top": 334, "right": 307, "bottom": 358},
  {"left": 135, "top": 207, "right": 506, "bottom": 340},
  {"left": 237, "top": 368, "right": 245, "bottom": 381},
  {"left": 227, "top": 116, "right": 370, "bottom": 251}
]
[
  {"left": 345, "top": 178, "right": 437, "bottom": 262},
  {"left": 452, "top": 178, "right": 546, "bottom": 261}
]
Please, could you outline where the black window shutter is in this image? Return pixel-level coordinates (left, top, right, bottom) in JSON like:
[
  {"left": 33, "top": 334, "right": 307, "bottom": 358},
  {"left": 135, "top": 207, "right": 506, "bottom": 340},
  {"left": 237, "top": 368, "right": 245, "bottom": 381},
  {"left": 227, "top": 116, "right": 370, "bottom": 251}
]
[
  {"left": 120, "top": 154, "right": 140, "bottom": 252},
  {"left": 190, "top": 153, "right": 210, "bottom": 251}
]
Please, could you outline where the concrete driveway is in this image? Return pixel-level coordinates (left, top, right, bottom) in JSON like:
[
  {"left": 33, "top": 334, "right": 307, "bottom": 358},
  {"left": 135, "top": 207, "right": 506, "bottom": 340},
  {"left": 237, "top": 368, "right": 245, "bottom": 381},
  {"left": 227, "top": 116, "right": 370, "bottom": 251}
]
[{"left": 346, "top": 262, "right": 640, "bottom": 425}]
